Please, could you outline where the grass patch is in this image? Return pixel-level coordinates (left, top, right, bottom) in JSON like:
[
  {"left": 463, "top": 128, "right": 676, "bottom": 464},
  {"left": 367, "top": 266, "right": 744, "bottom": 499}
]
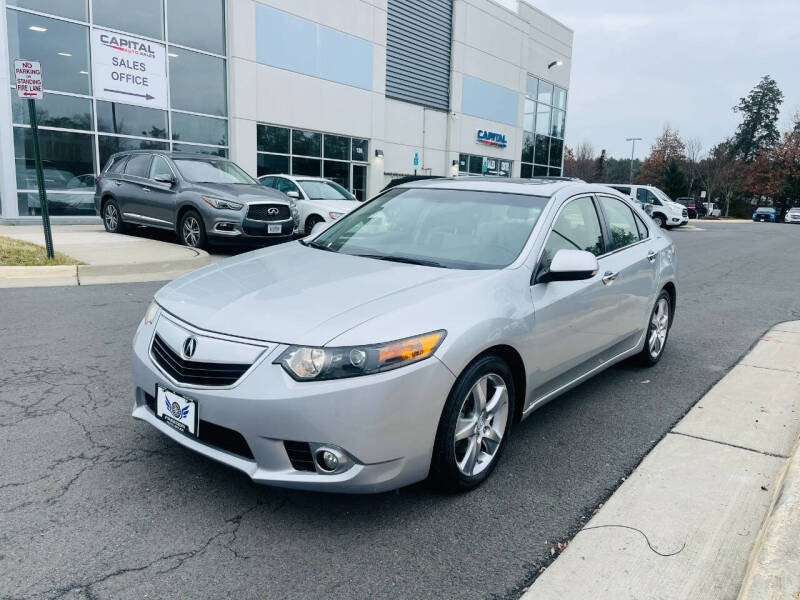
[{"left": 0, "top": 236, "right": 81, "bottom": 266}]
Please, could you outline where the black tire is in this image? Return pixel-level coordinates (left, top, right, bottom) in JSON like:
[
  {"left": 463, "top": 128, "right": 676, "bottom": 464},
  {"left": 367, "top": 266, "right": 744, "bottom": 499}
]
[
  {"left": 429, "top": 355, "right": 515, "bottom": 492},
  {"left": 652, "top": 213, "right": 666, "bottom": 228},
  {"left": 635, "top": 289, "right": 672, "bottom": 366},
  {"left": 179, "top": 209, "right": 207, "bottom": 249},
  {"left": 102, "top": 199, "right": 126, "bottom": 234},
  {"left": 305, "top": 215, "right": 324, "bottom": 236}
]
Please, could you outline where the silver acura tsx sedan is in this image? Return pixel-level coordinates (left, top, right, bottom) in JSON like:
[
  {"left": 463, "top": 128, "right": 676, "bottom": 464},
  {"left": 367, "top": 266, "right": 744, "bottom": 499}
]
[{"left": 132, "top": 178, "right": 677, "bottom": 493}]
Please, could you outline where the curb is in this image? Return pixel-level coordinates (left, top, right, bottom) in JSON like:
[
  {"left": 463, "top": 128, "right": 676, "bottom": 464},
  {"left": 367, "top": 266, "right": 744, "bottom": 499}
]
[{"left": 737, "top": 437, "right": 800, "bottom": 600}]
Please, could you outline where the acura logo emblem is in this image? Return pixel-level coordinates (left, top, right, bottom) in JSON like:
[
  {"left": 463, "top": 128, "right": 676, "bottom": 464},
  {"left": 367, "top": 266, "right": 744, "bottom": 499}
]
[
  {"left": 267, "top": 207, "right": 280, "bottom": 215},
  {"left": 182, "top": 337, "right": 197, "bottom": 359}
]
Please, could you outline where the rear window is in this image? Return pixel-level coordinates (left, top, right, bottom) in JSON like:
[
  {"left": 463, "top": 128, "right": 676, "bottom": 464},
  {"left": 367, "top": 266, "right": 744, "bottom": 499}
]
[
  {"left": 124, "top": 154, "right": 152, "bottom": 178},
  {"left": 106, "top": 155, "right": 128, "bottom": 174}
]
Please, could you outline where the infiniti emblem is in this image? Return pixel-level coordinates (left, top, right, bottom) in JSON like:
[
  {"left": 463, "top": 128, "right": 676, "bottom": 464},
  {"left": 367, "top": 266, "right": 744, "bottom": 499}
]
[
  {"left": 267, "top": 207, "right": 280, "bottom": 215},
  {"left": 182, "top": 337, "right": 197, "bottom": 359}
]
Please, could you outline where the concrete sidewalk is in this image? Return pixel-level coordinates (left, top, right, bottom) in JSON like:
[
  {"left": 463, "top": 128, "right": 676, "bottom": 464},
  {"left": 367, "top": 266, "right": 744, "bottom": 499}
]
[
  {"left": 0, "top": 225, "right": 219, "bottom": 287},
  {"left": 523, "top": 322, "right": 800, "bottom": 600}
]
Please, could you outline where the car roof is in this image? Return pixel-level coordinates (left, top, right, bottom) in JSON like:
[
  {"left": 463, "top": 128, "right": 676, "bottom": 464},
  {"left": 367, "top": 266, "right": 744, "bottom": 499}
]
[
  {"left": 114, "top": 150, "right": 229, "bottom": 161},
  {"left": 392, "top": 177, "right": 621, "bottom": 198},
  {"left": 260, "top": 174, "right": 330, "bottom": 182}
]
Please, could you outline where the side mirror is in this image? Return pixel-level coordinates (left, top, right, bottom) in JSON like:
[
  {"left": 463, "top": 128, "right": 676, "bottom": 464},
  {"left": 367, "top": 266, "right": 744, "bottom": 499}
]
[
  {"left": 286, "top": 190, "right": 300, "bottom": 199},
  {"left": 537, "top": 249, "right": 598, "bottom": 284},
  {"left": 154, "top": 174, "right": 175, "bottom": 184}
]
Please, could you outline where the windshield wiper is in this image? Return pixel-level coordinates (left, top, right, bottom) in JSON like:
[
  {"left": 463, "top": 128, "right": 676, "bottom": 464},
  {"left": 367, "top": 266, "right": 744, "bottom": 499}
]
[{"left": 353, "top": 253, "right": 446, "bottom": 268}]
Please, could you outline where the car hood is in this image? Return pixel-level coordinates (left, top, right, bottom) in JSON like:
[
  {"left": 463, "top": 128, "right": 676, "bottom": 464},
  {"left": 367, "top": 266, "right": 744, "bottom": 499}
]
[
  {"left": 154, "top": 242, "right": 484, "bottom": 346},
  {"left": 302, "top": 199, "right": 361, "bottom": 215},
  {"left": 190, "top": 183, "right": 289, "bottom": 205}
]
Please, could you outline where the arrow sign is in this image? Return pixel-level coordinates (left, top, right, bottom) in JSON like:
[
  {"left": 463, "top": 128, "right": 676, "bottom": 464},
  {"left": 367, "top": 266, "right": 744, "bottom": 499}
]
[{"left": 103, "top": 88, "right": 155, "bottom": 100}]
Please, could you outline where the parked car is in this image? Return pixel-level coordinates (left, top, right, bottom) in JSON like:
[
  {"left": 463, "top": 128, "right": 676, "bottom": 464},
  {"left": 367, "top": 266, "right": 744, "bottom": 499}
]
[
  {"left": 131, "top": 179, "right": 677, "bottom": 493},
  {"left": 600, "top": 184, "right": 688, "bottom": 228},
  {"left": 703, "top": 202, "right": 722, "bottom": 218},
  {"left": 785, "top": 207, "right": 800, "bottom": 224},
  {"left": 675, "top": 197, "right": 706, "bottom": 219},
  {"left": 95, "top": 151, "right": 300, "bottom": 248},
  {"left": 752, "top": 207, "right": 778, "bottom": 222},
  {"left": 259, "top": 175, "right": 361, "bottom": 235}
]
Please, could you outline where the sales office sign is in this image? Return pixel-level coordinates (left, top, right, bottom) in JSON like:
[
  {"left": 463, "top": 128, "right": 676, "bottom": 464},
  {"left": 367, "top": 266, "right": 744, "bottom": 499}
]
[{"left": 91, "top": 29, "right": 167, "bottom": 110}]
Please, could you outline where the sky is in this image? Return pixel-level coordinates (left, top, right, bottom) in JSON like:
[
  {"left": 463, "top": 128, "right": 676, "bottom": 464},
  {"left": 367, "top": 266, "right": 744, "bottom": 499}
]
[{"left": 524, "top": 0, "right": 800, "bottom": 159}]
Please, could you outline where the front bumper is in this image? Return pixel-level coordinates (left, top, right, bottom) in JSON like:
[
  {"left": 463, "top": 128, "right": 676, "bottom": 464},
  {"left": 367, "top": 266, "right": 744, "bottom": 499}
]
[
  {"left": 209, "top": 216, "right": 300, "bottom": 240},
  {"left": 132, "top": 312, "right": 456, "bottom": 493}
]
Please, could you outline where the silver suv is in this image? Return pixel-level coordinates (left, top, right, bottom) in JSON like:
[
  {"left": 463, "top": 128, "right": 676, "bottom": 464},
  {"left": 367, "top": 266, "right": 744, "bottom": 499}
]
[{"left": 95, "top": 151, "right": 300, "bottom": 248}]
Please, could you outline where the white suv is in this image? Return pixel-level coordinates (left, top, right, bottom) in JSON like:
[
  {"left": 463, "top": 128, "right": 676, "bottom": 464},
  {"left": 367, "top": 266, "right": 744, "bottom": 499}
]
[
  {"left": 600, "top": 184, "right": 688, "bottom": 228},
  {"left": 259, "top": 175, "right": 362, "bottom": 235}
]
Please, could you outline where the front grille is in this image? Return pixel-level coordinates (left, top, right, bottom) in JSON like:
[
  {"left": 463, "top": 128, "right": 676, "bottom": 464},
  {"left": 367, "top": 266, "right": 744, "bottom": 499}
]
[
  {"left": 283, "top": 441, "right": 316, "bottom": 472},
  {"left": 247, "top": 203, "right": 291, "bottom": 222},
  {"left": 144, "top": 391, "right": 254, "bottom": 459},
  {"left": 151, "top": 334, "right": 251, "bottom": 387}
]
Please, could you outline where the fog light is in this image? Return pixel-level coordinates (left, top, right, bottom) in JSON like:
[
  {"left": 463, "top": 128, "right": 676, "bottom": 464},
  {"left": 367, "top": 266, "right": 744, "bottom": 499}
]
[{"left": 321, "top": 451, "right": 338, "bottom": 470}]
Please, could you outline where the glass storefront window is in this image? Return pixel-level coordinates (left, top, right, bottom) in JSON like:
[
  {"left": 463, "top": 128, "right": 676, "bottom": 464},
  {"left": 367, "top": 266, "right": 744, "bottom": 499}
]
[
  {"left": 169, "top": 49, "right": 227, "bottom": 116},
  {"left": 554, "top": 87, "right": 567, "bottom": 110},
  {"left": 537, "top": 81, "right": 553, "bottom": 105},
  {"left": 257, "top": 125, "right": 289, "bottom": 154},
  {"left": 171, "top": 112, "right": 227, "bottom": 146},
  {"left": 97, "top": 101, "right": 168, "bottom": 138},
  {"left": 168, "top": 0, "right": 225, "bottom": 55},
  {"left": 521, "top": 132, "right": 534, "bottom": 164},
  {"left": 14, "top": 127, "right": 96, "bottom": 215},
  {"left": 257, "top": 153, "right": 290, "bottom": 177},
  {"left": 92, "top": 0, "right": 164, "bottom": 40},
  {"left": 549, "top": 138, "right": 563, "bottom": 167},
  {"left": 11, "top": 92, "right": 92, "bottom": 130},
  {"left": 534, "top": 134, "right": 549, "bottom": 165},
  {"left": 324, "top": 135, "right": 350, "bottom": 160},
  {"left": 292, "top": 130, "right": 321, "bottom": 157},
  {"left": 292, "top": 157, "right": 322, "bottom": 176},
  {"left": 458, "top": 154, "right": 511, "bottom": 178},
  {"left": 352, "top": 164, "right": 367, "bottom": 201},
  {"left": 351, "top": 138, "right": 369, "bottom": 162},
  {"left": 521, "top": 75, "right": 568, "bottom": 179},
  {"left": 171, "top": 143, "right": 226, "bottom": 157},
  {"left": 6, "top": 10, "right": 90, "bottom": 95},
  {"left": 551, "top": 109, "right": 566, "bottom": 139},
  {"left": 98, "top": 135, "right": 168, "bottom": 170},
  {"left": 7, "top": 0, "right": 87, "bottom": 21},
  {"left": 323, "top": 160, "right": 350, "bottom": 190},
  {"left": 535, "top": 103, "right": 550, "bottom": 136}
]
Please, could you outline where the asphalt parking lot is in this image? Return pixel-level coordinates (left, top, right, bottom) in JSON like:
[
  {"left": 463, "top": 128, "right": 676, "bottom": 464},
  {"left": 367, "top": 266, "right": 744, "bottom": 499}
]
[{"left": 2, "top": 222, "right": 800, "bottom": 600}]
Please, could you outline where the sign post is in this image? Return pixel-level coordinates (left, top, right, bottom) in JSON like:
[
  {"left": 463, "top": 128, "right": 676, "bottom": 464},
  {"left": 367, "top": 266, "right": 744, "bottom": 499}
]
[{"left": 14, "top": 59, "right": 53, "bottom": 259}]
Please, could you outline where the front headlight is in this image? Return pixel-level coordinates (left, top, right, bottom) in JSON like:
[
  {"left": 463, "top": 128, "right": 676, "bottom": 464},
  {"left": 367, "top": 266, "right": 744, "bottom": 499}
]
[
  {"left": 142, "top": 300, "right": 160, "bottom": 325},
  {"left": 276, "top": 331, "right": 446, "bottom": 381},
  {"left": 329, "top": 211, "right": 344, "bottom": 220},
  {"left": 202, "top": 196, "right": 243, "bottom": 211}
]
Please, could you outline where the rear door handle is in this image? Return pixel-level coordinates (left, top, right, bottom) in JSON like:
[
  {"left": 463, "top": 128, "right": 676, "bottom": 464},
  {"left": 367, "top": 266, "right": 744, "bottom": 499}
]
[
  {"left": 647, "top": 250, "right": 657, "bottom": 263},
  {"left": 602, "top": 271, "right": 618, "bottom": 285},
  {"left": 142, "top": 187, "right": 150, "bottom": 193},
  {"left": 114, "top": 180, "right": 122, "bottom": 186}
]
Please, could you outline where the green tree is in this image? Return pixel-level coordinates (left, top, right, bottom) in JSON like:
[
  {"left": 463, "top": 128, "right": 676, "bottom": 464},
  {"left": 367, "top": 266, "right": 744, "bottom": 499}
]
[
  {"left": 662, "top": 159, "right": 687, "bottom": 199},
  {"left": 638, "top": 125, "right": 686, "bottom": 189},
  {"left": 732, "top": 75, "right": 783, "bottom": 163},
  {"left": 592, "top": 149, "right": 607, "bottom": 182}
]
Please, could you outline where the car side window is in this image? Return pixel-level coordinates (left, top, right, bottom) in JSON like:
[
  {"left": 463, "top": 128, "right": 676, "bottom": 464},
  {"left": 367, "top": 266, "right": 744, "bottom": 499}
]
[
  {"left": 107, "top": 155, "right": 128, "bottom": 174},
  {"left": 633, "top": 211, "right": 649, "bottom": 240},
  {"left": 636, "top": 188, "right": 649, "bottom": 203},
  {"left": 646, "top": 190, "right": 661, "bottom": 205},
  {"left": 599, "top": 196, "right": 641, "bottom": 251},
  {"left": 613, "top": 186, "right": 631, "bottom": 196},
  {"left": 540, "top": 196, "right": 604, "bottom": 272},
  {"left": 260, "top": 176, "right": 274, "bottom": 188},
  {"left": 124, "top": 154, "right": 152, "bottom": 178},
  {"left": 275, "top": 178, "right": 299, "bottom": 196},
  {"left": 149, "top": 156, "right": 173, "bottom": 180}
]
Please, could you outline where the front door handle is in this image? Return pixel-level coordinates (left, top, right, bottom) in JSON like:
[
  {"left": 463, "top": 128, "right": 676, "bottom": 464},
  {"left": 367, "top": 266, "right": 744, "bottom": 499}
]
[
  {"left": 647, "top": 250, "right": 657, "bottom": 263},
  {"left": 142, "top": 187, "right": 151, "bottom": 193},
  {"left": 602, "top": 271, "right": 618, "bottom": 285},
  {"left": 114, "top": 180, "right": 122, "bottom": 186}
]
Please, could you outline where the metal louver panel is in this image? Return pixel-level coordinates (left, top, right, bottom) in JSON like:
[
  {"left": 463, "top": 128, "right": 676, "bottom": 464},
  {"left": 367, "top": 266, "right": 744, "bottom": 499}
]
[{"left": 386, "top": 0, "right": 453, "bottom": 111}]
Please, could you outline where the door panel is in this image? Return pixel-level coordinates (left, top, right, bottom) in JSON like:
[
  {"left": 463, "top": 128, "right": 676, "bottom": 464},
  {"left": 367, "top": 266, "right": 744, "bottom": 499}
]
[
  {"left": 120, "top": 153, "right": 153, "bottom": 218},
  {"left": 140, "top": 155, "right": 177, "bottom": 225}
]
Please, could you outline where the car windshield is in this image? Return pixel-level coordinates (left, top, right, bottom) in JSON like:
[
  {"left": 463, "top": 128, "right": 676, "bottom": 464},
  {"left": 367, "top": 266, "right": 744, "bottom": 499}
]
[
  {"left": 298, "top": 180, "right": 355, "bottom": 200},
  {"left": 173, "top": 159, "right": 256, "bottom": 185},
  {"left": 652, "top": 188, "right": 675, "bottom": 203},
  {"left": 756, "top": 207, "right": 775, "bottom": 213},
  {"left": 309, "top": 188, "right": 547, "bottom": 270}
]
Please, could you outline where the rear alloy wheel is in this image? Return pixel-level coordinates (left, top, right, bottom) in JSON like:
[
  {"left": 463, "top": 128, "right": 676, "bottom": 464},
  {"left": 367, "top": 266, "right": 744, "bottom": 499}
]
[
  {"left": 179, "top": 210, "right": 207, "bottom": 249},
  {"left": 636, "top": 290, "right": 671, "bottom": 366},
  {"left": 430, "top": 356, "right": 515, "bottom": 491},
  {"left": 305, "top": 215, "right": 324, "bottom": 236},
  {"left": 102, "top": 200, "right": 125, "bottom": 234}
]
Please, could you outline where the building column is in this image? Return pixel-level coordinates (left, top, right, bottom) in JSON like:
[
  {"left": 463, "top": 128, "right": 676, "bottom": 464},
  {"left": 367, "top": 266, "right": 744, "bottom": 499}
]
[{"left": 0, "top": 1, "right": 20, "bottom": 219}]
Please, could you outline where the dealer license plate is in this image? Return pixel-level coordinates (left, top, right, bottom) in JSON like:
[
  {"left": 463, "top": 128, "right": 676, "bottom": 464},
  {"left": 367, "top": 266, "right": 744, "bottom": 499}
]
[
  {"left": 268, "top": 224, "right": 282, "bottom": 234},
  {"left": 156, "top": 387, "right": 198, "bottom": 436}
]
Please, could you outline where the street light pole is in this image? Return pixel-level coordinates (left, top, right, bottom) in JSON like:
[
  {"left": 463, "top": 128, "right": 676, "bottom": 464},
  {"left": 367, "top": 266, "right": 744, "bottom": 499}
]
[{"left": 626, "top": 137, "right": 642, "bottom": 184}]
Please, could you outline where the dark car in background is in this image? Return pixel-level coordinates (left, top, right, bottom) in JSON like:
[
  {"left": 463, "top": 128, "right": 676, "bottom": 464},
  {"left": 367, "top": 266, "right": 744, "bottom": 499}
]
[
  {"left": 675, "top": 197, "right": 706, "bottom": 219},
  {"left": 752, "top": 207, "right": 778, "bottom": 223},
  {"left": 95, "top": 151, "right": 299, "bottom": 249}
]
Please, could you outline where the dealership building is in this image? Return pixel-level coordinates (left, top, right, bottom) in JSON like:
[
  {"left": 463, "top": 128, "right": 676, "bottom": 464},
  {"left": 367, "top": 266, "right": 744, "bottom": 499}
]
[{"left": 0, "top": 0, "right": 572, "bottom": 221}]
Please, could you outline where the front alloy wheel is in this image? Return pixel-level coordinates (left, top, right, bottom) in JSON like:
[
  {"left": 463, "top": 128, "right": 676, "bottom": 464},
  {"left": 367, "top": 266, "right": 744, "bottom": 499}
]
[
  {"left": 179, "top": 210, "right": 207, "bottom": 249},
  {"left": 430, "top": 355, "right": 515, "bottom": 491},
  {"left": 636, "top": 290, "right": 671, "bottom": 366},
  {"left": 653, "top": 214, "right": 665, "bottom": 228}
]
